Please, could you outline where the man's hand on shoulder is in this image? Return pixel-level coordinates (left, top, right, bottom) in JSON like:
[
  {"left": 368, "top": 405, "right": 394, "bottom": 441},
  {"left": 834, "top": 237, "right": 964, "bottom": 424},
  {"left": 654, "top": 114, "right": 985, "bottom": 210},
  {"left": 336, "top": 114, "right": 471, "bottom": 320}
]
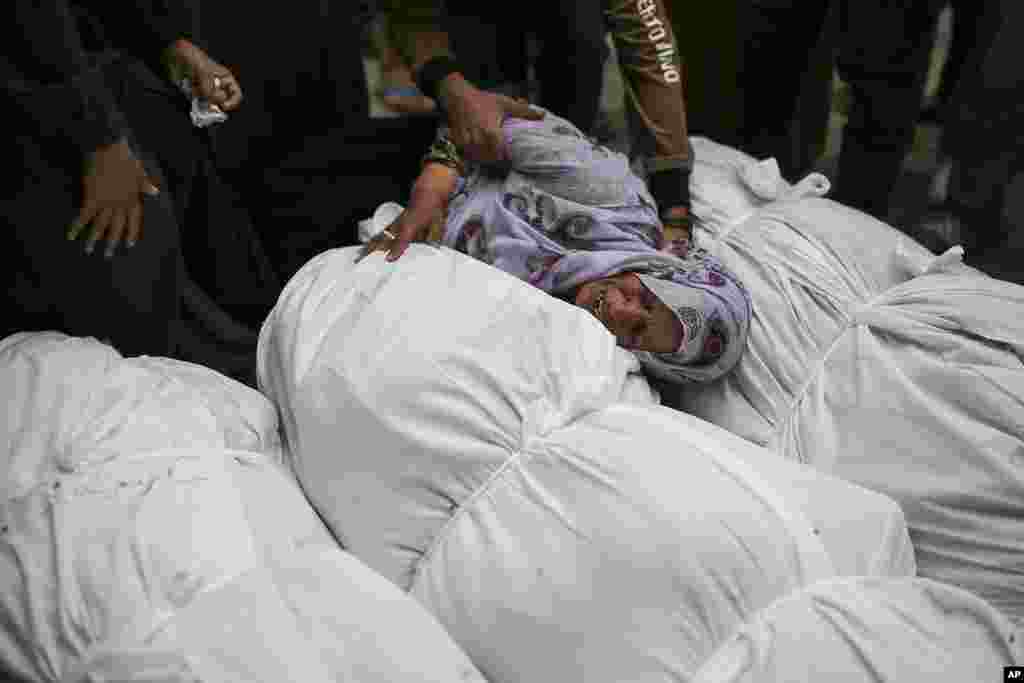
[{"left": 438, "top": 74, "right": 544, "bottom": 164}]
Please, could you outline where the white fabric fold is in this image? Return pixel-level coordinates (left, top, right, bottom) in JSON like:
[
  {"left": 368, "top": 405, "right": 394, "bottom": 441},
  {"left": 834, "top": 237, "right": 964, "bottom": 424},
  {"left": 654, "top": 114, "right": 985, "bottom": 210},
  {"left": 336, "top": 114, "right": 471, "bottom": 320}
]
[
  {"left": 668, "top": 138, "right": 1024, "bottom": 624},
  {"left": 2, "top": 332, "right": 486, "bottom": 683},
  {"left": 694, "top": 577, "right": 1023, "bottom": 682}
]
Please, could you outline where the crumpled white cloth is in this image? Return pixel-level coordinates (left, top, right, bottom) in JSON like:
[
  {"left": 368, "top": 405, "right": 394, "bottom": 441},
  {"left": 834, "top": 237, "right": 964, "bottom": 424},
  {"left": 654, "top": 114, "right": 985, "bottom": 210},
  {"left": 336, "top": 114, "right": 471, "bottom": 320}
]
[
  {"left": 1, "top": 332, "right": 487, "bottom": 683},
  {"left": 694, "top": 576, "right": 1024, "bottom": 682},
  {"left": 738, "top": 157, "right": 831, "bottom": 203},
  {"left": 358, "top": 202, "right": 405, "bottom": 244}
]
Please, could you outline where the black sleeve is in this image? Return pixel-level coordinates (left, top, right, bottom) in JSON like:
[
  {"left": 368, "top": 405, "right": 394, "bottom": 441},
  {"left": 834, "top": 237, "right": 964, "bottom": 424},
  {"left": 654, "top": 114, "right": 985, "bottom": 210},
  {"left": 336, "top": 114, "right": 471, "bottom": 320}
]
[
  {"left": 2, "top": 0, "right": 128, "bottom": 154},
  {"left": 77, "top": 0, "right": 199, "bottom": 66}
]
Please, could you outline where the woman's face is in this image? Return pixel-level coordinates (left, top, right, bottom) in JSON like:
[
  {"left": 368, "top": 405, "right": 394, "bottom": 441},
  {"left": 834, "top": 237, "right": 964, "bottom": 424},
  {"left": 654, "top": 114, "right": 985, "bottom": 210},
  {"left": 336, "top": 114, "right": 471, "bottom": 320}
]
[{"left": 574, "top": 272, "right": 684, "bottom": 353}]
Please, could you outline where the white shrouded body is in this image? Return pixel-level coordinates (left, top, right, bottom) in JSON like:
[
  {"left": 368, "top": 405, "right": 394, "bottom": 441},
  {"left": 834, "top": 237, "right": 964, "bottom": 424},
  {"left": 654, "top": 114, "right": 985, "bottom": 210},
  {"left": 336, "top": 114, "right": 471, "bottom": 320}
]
[{"left": 259, "top": 243, "right": 918, "bottom": 681}]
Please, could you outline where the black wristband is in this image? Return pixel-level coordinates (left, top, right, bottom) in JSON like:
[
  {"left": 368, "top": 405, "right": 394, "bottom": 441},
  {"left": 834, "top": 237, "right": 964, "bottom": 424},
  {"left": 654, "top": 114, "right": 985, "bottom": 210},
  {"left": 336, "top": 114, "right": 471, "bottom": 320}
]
[
  {"left": 416, "top": 55, "right": 462, "bottom": 103},
  {"left": 649, "top": 166, "right": 692, "bottom": 215}
]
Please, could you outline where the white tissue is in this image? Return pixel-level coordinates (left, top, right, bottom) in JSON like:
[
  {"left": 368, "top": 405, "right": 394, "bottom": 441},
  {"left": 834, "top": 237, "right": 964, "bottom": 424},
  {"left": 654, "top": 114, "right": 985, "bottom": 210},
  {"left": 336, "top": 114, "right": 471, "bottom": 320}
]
[{"left": 177, "top": 78, "right": 228, "bottom": 129}]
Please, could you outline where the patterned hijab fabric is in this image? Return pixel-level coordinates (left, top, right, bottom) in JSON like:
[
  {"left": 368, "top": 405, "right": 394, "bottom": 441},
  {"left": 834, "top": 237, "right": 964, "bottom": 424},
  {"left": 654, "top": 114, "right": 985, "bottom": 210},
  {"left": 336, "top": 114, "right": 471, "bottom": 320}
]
[
  {"left": 634, "top": 252, "right": 752, "bottom": 384},
  {"left": 442, "top": 112, "right": 752, "bottom": 383}
]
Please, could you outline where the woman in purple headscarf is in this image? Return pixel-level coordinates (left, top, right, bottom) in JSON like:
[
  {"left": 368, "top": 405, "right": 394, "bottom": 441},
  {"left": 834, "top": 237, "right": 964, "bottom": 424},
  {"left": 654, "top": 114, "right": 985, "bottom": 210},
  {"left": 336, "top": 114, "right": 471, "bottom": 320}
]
[{"left": 361, "top": 110, "right": 752, "bottom": 384}]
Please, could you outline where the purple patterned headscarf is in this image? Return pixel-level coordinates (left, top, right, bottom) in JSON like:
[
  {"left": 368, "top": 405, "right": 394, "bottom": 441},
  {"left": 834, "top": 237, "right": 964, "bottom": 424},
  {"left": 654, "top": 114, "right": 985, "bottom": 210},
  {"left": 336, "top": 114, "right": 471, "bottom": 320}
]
[
  {"left": 441, "top": 111, "right": 752, "bottom": 383},
  {"left": 631, "top": 252, "right": 751, "bottom": 384}
]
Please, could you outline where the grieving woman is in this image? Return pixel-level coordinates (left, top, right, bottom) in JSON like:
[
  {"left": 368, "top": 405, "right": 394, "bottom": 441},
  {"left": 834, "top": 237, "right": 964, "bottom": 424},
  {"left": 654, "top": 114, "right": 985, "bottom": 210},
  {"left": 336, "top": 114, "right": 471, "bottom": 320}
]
[{"left": 361, "top": 112, "right": 752, "bottom": 384}]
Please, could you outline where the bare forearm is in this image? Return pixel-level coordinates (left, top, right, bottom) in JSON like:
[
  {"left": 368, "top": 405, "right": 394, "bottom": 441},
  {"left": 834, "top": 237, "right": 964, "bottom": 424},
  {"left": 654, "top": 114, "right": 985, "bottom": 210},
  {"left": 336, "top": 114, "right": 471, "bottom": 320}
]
[
  {"left": 408, "top": 162, "right": 458, "bottom": 217},
  {"left": 357, "top": 161, "right": 459, "bottom": 262}
]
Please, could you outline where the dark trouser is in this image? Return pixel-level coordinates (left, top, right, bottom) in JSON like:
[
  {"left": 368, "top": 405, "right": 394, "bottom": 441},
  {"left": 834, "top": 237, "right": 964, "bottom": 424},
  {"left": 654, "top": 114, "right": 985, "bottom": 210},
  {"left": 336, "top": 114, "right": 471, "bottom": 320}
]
[
  {"left": 930, "top": 0, "right": 981, "bottom": 118},
  {"left": 942, "top": 0, "right": 1023, "bottom": 251},
  {"left": 3, "top": 56, "right": 279, "bottom": 382},
  {"left": 443, "top": 0, "right": 609, "bottom": 133},
  {"left": 443, "top": 0, "right": 530, "bottom": 95},
  {"left": 534, "top": 0, "right": 609, "bottom": 133},
  {"left": 738, "top": 0, "right": 945, "bottom": 218}
]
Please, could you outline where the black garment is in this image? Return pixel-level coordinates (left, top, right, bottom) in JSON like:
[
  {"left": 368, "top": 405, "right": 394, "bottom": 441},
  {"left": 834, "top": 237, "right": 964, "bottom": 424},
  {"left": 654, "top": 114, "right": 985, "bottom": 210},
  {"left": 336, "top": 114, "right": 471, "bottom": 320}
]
[
  {"left": 737, "top": 0, "right": 946, "bottom": 219},
  {"left": 2, "top": 1, "right": 279, "bottom": 382},
  {"left": 202, "top": 4, "right": 438, "bottom": 280},
  {"left": 202, "top": 2, "right": 372, "bottom": 175},
  {"left": 443, "top": 0, "right": 608, "bottom": 133},
  {"left": 442, "top": 0, "right": 531, "bottom": 97},
  {"left": 535, "top": 0, "right": 609, "bottom": 135},
  {"left": 251, "top": 116, "right": 439, "bottom": 279},
  {"left": 942, "top": 0, "right": 1024, "bottom": 253},
  {"left": 4, "top": 128, "right": 182, "bottom": 359}
]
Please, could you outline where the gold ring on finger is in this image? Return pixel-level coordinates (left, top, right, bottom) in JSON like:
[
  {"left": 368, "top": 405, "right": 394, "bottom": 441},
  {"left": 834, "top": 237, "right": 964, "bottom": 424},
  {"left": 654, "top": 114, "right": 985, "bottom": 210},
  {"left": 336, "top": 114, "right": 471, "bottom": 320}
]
[{"left": 381, "top": 229, "right": 396, "bottom": 240}]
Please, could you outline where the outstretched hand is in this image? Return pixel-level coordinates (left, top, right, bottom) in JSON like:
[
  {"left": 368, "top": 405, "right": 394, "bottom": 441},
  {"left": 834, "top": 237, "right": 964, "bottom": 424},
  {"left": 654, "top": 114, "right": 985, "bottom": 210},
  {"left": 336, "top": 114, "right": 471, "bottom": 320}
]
[
  {"left": 356, "top": 208, "right": 436, "bottom": 264},
  {"left": 356, "top": 162, "right": 459, "bottom": 264},
  {"left": 440, "top": 74, "right": 544, "bottom": 164}
]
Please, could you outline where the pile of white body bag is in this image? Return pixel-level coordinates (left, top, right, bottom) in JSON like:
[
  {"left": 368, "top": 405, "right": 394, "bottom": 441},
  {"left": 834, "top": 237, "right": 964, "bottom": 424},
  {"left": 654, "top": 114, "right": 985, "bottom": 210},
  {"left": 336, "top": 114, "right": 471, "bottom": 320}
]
[
  {"left": 258, "top": 243, "right": 1021, "bottom": 682},
  {"left": 666, "top": 138, "right": 1024, "bottom": 624},
  {"left": 4, "top": 135, "right": 1023, "bottom": 681},
  {"left": 0, "top": 332, "right": 485, "bottom": 682}
]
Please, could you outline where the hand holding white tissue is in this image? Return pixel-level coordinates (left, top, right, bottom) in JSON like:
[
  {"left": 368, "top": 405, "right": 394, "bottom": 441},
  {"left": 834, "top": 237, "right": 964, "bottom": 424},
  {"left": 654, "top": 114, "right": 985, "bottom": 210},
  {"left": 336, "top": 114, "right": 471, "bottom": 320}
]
[{"left": 177, "top": 77, "right": 228, "bottom": 128}]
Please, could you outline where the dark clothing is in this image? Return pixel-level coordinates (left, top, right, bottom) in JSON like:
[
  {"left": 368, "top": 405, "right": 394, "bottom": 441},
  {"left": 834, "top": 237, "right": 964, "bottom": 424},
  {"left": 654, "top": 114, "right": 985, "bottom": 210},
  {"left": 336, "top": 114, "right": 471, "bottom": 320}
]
[
  {"left": 251, "top": 116, "right": 438, "bottom": 279},
  {"left": 202, "top": 5, "right": 439, "bottom": 280},
  {"left": 4, "top": 127, "right": 182, "bottom": 359},
  {"left": 442, "top": 0, "right": 532, "bottom": 98},
  {"left": 536, "top": 0, "right": 610, "bottom": 140},
  {"left": 929, "top": 0, "right": 982, "bottom": 121},
  {"left": 203, "top": 3, "right": 373, "bottom": 175},
  {"left": 737, "top": 0, "right": 946, "bottom": 219},
  {"left": 3, "top": 1, "right": 279, "bottom": 382},
  {"left": 943, "top": 0, "right": 1024, "bottom": 250}
]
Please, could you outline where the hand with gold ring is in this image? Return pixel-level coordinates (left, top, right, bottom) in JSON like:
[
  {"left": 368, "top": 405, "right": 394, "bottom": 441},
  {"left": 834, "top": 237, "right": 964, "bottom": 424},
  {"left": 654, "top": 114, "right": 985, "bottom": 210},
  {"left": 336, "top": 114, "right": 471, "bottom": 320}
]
[{"left": 355, "top": 209, "right": 435, "bottom": 263}]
